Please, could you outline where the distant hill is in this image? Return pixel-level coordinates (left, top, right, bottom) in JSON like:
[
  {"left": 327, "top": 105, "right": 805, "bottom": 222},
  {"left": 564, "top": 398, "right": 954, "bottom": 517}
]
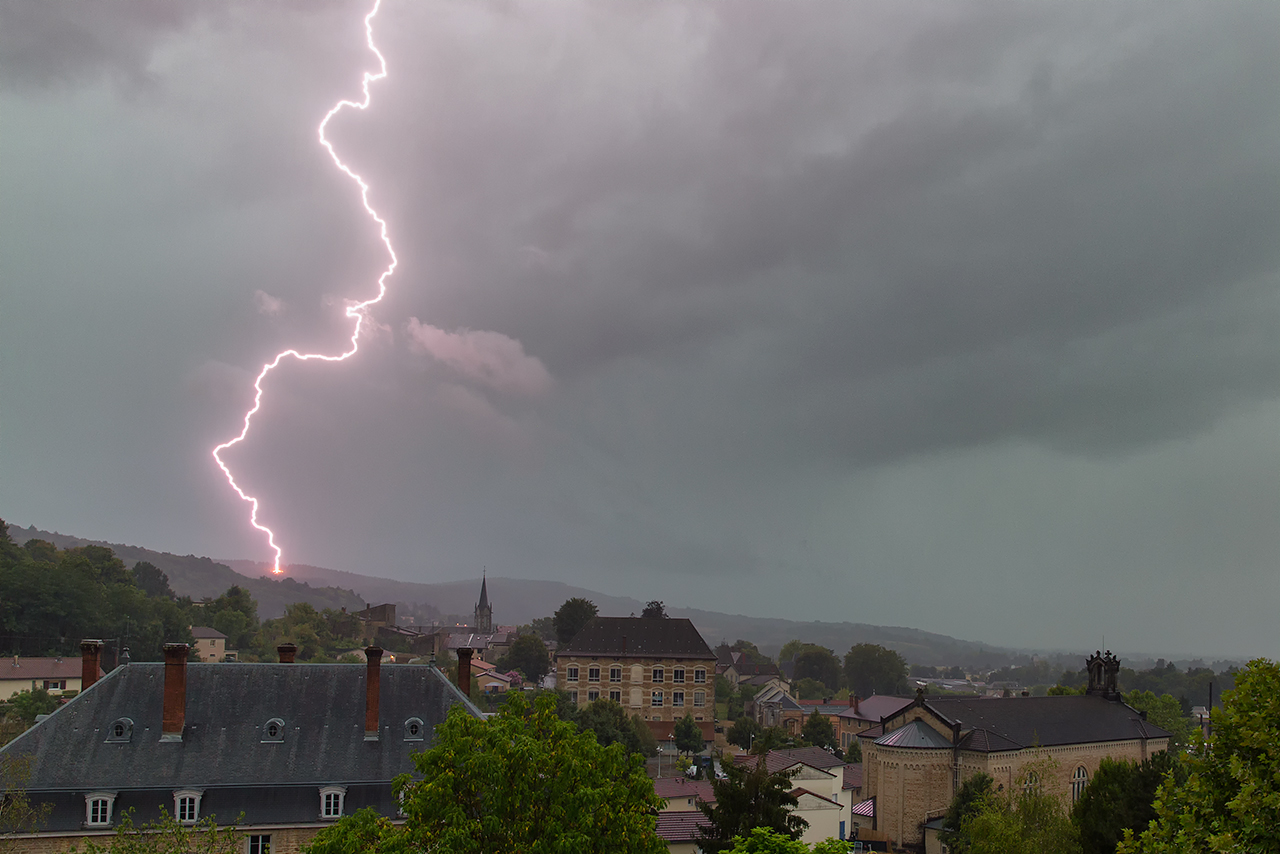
[
  {"left": 224, "top": 560, "right": 1020, "bottom": 667},
  {"left": 7, "top": 520, "right": 1023, "bottom": 666},
  {"left": 9, "top": 525, "right": 365, "bottom": 619}
]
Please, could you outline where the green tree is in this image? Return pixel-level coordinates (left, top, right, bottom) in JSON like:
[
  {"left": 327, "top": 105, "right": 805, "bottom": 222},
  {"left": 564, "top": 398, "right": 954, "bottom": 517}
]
[
  {"left": 632, "top": 713, "right": 659, "bottom": 757},
  {"left": 0, "top": 754, "right": 52, "bottom": 840},
  {"left": 303, "top": 807, "right": 411, "bottom": 854},
  {"left": 130, "top": 561, "right": 174, "bottom": 600},
  {"left": 800, "top": 710, "right": 836, "bottom": 751},
  {"left": 727, "top": 716, "right": 762, "bottom": 750},
  {"left": 958, "top": 764, "right": 1080, "bottom": 854},
  {"left": 724, "top": 827, "right": 812, "bottom": 853},
  {"left": 792, "top": 678, "right": 829, "bottom": 701},
  {"left": 76, "top": 808, "right": 243, "bottom": 854},
  {"left": 642, "top": 600, "right": 668, "bottom": 619},
  {"left": 940, "top": 772, "right": 994, "bottom": 854},
  {"left": 675, "top": 713, "right": 703, "bottom": 755},
  {"left": 395, "top": 692, "right": 665, "bottom": 853},
  {"left": 1122, "top": 690, "right": 1191, "bottom": 748},
  {"left": 793, "top": 647, "right": 841, "bottom": 694},
  {"left": 579, "top": 698, "right": 644, "bottom": 756},
  {"left": 525, "top": 615, "right": 556, "bottom": 642},
  {"left": 698, "top": 757, "right": 806, "bottom": 854},
  {"left": 5, "top": 689, "right": 58, "bottom": 725},
  {"left": 1119, "top": 658, "right": 1280, "bottom": 854},
  {"left": 501, "top": 633, "right": 550, "bottom": 683},
  {"left": 553, "top": 597, "right": 598, "bottom": 644},
  {"left": 843, "top": 644, "right": 908, "bottom": 697},
  {"left": 1072, "top": 753, "right": 1183, "bottom": 854}
]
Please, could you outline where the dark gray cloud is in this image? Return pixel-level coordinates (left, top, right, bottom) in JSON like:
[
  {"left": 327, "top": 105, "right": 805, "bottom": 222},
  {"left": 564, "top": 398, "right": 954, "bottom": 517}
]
[{"left": 1, "top": 1, "right": 1278, "bottom": 657}]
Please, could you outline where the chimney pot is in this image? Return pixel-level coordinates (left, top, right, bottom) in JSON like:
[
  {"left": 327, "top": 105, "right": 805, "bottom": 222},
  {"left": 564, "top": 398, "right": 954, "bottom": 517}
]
[
  {"left": 162, "top": 643, "right": 189, "bottom": 741},
  {"left": 456, "top": 648, "right": 473, "bottom": 699},
  {"left": 277, "top": 643, "right": 297, "bottom": 664},
  {"left": 364, "top": 646, "right": 383, "bottom": 739},
  {"left": 80, "top": 639, "right": 103, "bottom": 691}
]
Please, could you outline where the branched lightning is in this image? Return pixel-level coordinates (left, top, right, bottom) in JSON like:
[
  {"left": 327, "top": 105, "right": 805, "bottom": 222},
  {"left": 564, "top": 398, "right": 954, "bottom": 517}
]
[{"left": 212, "top": 0, "right": 394, "bottom": 574}]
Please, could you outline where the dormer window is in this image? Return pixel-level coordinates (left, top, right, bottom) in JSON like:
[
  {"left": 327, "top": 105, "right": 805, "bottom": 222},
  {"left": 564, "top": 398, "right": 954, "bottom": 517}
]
[
  {"left": 173, "top": 789, "right": 203, "bottom": 824},
  {"left": 319, "top": 786, "right": 347, "bottom": 820},
  {"left": 105, "top": 718, "right": 133, "bottom": 743},
  {"left": 262, "top": 718, "right": 285, "bottom": 743},
  {"left": 404, "top": 717, "right": 425, "bottom": 741},
  {"left": 85, "top": 792, "right": 117, "bottom": 827}
]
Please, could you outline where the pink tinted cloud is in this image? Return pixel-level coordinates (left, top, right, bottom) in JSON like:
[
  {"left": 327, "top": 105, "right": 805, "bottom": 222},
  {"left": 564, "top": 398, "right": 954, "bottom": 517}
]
[
  {"left": 406, "top": 317, "right": 552, "bottom": 397},
  {"left": 253, "top": 289, "right": 284, "bottom": 316}
]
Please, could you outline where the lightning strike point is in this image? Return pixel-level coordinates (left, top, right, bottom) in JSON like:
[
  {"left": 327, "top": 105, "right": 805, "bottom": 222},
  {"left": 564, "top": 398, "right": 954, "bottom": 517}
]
[{"left": 212, "top": 0, "right": 394, "bottom": 575}]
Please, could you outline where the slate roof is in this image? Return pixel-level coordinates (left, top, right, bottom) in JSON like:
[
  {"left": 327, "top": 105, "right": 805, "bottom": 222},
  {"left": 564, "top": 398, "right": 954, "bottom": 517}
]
[
  {"left": 189, "top": 626, "right": 227, "bottom": 640},
  {"left": 766, "top": 746, "right": 845, "bottom": 770},
  {"left": 2, "top": 661, "right": 479, "bottom": 791},
  {"left": 924, "top": 695, "right": 1172, "bottom": 750},
  {"left": 843, "top": 763, "right": 863, "bottom": 789},
  {"left": 797, "top": 700, "right": 849, "bottom": 716},
  {"left": 875, "top": 720, "right": 953, "bottom": 749},
  {"left": 655, "top": 811, "right": 710, "bottom": 843},
  {"left": 836, "top": 695, "right": 914, "bottom": 723},
  {"left": 754, "top": 687, "right": 804, "bottom": 711},
  {"left": 559, "top": 617, "right": 716, "bottom": 660},
  {"left": 653, "top": 776, "right": 716, "bottom": 805},
  {"left": 734, "top": 752, "right": 839, "bottom": 777}
]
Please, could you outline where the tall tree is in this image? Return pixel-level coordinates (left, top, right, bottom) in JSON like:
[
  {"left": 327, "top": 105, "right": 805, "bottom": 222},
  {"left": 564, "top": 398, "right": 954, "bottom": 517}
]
[
  {"left": 697, "top": 757, "right": 806, "bottom": 854},
  {"left": 501, "top": 633, "right": 551, "bottom": 684},
  {"left": 1121, "top": 690, "right": 1191, "bottom": 748},
  {"left": 940, "top": 773, "right": 995, "bottom": 854},
  {"left": 956, "top": 765, "right": 1081, "bottom": 854},
  {"left": 727, "top": 716, "right": 762, "bottom": 751},
  {"left": 553, "top": 597, "right": 598, "bottom": 644},
  {"left": 578, "top": 698, "right": 644, "bottom": 756},
  {"left": 1120, "top": 658, "right": 1280, "bottom": 853},
  {"left": 396, "top": 692, "right": 666, "bottom": 853},
  {"left": 1072, "top": 754, "right": 1183, "bottom": 854},
  {"left": 792, "top": 647, "right": 841, "bottom": 694},
  {"left": 800, "top": 710, "right": 837, "bottom": 750},
  {"left": 641, "top": 600, "right": 668, "bottom": 619},
  {"left": 130, "top": 561, "right": 174, "bottom": 600},
  {"left": 675, "top": 713, "right": 703, "bottom": 755},
  {"left": 843, "top": 643, "right": 908, "bottom": 697}
]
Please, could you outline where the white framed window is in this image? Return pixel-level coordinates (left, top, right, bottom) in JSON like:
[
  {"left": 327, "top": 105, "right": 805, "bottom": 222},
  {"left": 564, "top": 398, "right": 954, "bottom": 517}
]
[
  {"left": 610, "top": 666, "right": 622, "bottom": 682},
  {"left": 609, "top": 690, "right": 622, "bottom": 703},
  {"left": 673, "top": 668, "right": 685, "bottom": 684},
  {"left": 673, "top": 691, "right": 685, "bottom": 707},
  {"left": 652, "top": 668, "right": 664, "bottom": 683},
  {"left": 588, "top": 666, "right": 600, "bottom": 683},
  {"left": 319, "top": 786, "right": 347, "bottom": 820},
  {"left": 173, "top": 789, "right": 203, "bottom": 825},
  {"left": 85, "top": 792, "right": 116, "bottom": 827},
  {"left": 1071, "top": 767, "right": 1089, "bottom": 802},
  {"left": 694, "top": 668, "right": 706, "bottom": 684},
  {"left": 693, "top": 690, "right": 705, "bottom": 707},
  {"left": 247, "top": 834, "right": 272, "bottom": 854},
  {"left": 587, "top": 689, "right": 600, "bottom": 702},
  {"left": 566, "top": 666, "right": 579, "bottom": 681},
  {"left": 652, "top": 691, "right": 664, "bottom": 707}
]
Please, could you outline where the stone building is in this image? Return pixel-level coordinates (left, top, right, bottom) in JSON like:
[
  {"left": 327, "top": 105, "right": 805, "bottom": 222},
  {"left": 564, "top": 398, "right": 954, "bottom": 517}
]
[
  {"left": 853, "top": 652, "right": 1170, "bottom": 850},
  {"left": 0, "top": 640, "right": 479, "bottom": 854},
  {"left": 555, "top": 616, "right": 717, "bottom": 743}
]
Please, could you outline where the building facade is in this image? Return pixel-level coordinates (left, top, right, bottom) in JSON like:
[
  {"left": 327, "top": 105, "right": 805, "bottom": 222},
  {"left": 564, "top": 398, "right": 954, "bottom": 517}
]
[
  {"left": 555, "top": 617, "right": 717, "bottom": 743},
  {"left": 0, "top": 641, "right": 480, "bottom": 853}
]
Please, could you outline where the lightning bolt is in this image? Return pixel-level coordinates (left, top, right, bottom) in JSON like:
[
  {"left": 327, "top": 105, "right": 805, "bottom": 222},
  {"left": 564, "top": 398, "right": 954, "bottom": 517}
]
[{"left": 212, "top": 0, "right": 394, "bottom": 574}]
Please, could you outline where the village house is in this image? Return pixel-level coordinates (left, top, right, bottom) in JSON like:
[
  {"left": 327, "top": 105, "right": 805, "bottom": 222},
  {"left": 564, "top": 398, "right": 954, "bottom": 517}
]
[
  {"left": 836, "top": 694, "right": 914, "bottom": 752},
  {"left": 556, "top": 616, "right": 717, "bottom": 744},
  {"left": 0, "top": 639, "right": 479, "bottom": 854},
  {"left": 735, "top": 746, "right": 852, "bottom": 843},
  {"left": 852, "top": 652, "right": 1171, "bottom": 851},
  {"left": 2, "top": 655, "right": 102, "bottom": 699},
  {"left": 189, "top": 627, "right": 235, "bottom": 662}
]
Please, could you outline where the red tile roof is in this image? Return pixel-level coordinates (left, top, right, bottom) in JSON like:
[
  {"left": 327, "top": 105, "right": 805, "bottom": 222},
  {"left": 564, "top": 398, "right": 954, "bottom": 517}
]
[
  {"left": 653, "top": 776, "right": 716, "bottom": 805},
  {"left": 2, "top": 657, "right": 97, "bottom": 683},
  {"left": 655, "top": 811, "right": 710, "bottom": 842}
]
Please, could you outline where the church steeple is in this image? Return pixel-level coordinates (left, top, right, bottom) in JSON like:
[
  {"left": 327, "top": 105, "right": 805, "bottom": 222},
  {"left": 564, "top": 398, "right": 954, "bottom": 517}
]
[{"left": 474, "top": 572, "right": 493, "bottom": 634}]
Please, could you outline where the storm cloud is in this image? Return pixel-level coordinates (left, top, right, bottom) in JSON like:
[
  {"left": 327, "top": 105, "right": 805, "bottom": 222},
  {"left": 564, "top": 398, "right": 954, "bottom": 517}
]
[{"left": 2, "top": 1, "right": 1278, "bottom": 657}]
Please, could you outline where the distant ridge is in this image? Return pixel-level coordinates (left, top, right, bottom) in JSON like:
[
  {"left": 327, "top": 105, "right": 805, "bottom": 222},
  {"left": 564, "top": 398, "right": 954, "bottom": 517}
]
[{"left": 7, "top": 520, "right": 1021, "bottom": 666}]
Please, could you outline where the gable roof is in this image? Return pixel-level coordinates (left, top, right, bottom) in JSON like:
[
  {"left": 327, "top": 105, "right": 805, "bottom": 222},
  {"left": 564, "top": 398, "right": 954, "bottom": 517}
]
[
  {"left": 190, "top": 626, "right": 227, "bottom": 640},
  {"left": 766, "top": 746, "right": 845, "bottom": 770},
  {"left": 923, "top": 695, "right": 1172, "bottom": 750},
  {"left": 2, "top": 661, "right": 479, "bottom": 792},
  {"left": 836, "top": 695, "right": 914, "bottom": 722},
  {"left": 655, "top": 811, "right": 711, "bottom": 843},
  {"left": 1, "top": 657, "right": 96, "bottom": 683},
  {"left": 734, "top": 752, "right": 838, "bottom": 777},
  {"left": 559, "top": 617, "right": 716, "bottom": 660},
  {"left": 653, "top": 776, "right": 716, "bottom": 804},
  {"left": 843, "top": 763, "right": 863, "bottom": 790}
]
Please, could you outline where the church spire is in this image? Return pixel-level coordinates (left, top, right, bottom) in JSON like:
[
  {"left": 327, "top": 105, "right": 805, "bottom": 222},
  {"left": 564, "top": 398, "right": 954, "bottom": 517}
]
[{"left": 474, "top": 571, "right": 492, "bottom": 634}]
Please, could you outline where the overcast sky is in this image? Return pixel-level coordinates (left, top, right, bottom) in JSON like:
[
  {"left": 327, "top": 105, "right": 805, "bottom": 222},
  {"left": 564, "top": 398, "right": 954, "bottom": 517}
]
[{"left": 2, "top": 1, "right": 1278, "bottom": 658}]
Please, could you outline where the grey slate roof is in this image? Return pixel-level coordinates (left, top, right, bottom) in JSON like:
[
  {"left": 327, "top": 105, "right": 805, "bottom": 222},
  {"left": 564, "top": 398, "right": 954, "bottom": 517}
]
[
  {"left": 876, "top": 720, "right": 953, "bottom": 749},
  {"left": 925, "top": 695, "right": 1172, "bottom": 750},
  {"left": 3, "top": 661, "right": 479, "bottom": 791},
  {"left": 559, "top": 617, "right": 716, "bottom": 660}
]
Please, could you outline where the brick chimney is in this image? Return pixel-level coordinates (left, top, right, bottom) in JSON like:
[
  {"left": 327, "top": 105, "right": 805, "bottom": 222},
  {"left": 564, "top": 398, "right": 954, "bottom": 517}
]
[
  {"left": 364, "top": 646, "right": 383, "bottom": 740},
  {"left": 80, "top": 639, "right": 103, "bottom": 691},
  {"left": 456, "top": 648, "right": 472, "bottom": 698},
  {"left": 161, "top": 643, "right": 189, "bottom": 742},
  {"left": 850, "top": 695, "right": 860, "bottom": 713},
  {"left": 277, "top": 643, "right": 297, "bottom": 663}
]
